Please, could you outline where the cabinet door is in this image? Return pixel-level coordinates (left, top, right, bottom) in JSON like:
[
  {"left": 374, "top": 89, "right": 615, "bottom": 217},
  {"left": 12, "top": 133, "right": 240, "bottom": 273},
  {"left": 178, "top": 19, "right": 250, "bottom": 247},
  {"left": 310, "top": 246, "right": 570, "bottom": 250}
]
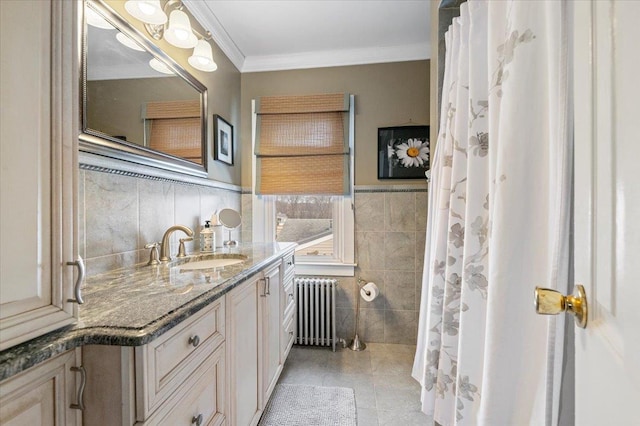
[
  {"left": 0, "top": 0, "right": 78, "bottom": 351},
  {"left": 0, "top": 349, "right": 81, "bottom": 426},
  {"left": 226, "top": 278, "right": 260, "bottom": 426},
  {"left": 261, "top": 264, "right": 282, "bottom": 403}
]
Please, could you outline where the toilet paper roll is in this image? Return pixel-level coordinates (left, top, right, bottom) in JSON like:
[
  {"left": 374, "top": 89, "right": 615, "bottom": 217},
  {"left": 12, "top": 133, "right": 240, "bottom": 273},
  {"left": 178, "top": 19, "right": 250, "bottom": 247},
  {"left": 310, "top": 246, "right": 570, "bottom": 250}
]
[{"left": 360, "top": 282, "right": 379, "bottom": 302}]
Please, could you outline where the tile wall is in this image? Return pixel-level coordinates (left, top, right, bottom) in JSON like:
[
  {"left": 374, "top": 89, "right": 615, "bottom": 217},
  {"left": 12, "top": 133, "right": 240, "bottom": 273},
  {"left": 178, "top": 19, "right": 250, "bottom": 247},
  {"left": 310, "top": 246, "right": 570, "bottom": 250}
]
[
  {"left": 241, "top": 187, "right": 427, "bottom": 345},
  {"left": 82, "top": 170, "right": 425, "bottom": 344},
  {"left": 79, "top": 167, "right": 242, "bottom": 278}
]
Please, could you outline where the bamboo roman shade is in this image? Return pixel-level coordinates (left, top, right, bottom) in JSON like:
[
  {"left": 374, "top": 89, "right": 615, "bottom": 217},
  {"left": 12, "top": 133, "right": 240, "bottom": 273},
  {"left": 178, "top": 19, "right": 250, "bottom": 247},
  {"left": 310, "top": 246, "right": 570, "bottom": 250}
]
[
  {"left": 145, "top": 100, "right": 202, "bottom": 164},
  {"left": 255, "top": 93, "right": 350, "bottom": 195}
]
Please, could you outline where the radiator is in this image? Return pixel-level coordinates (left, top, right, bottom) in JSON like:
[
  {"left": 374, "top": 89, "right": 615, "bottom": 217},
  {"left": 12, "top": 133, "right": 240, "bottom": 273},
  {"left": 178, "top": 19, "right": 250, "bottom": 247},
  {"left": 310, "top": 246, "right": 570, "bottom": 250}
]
[{"left": 294, "top": 277, "right": 337, "bottom": 351}]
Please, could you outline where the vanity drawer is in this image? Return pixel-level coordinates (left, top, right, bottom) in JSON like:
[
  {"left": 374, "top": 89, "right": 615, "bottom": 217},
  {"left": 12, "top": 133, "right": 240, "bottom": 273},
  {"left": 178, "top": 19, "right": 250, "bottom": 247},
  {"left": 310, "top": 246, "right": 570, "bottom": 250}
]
[
  {"left": 140, "top": 344, "right": 225, "bottom": 426},
  {"left": 282, "top": 278, "right": 295, "bottom": 320},
  {"left": 135, "top": 297, "right": 225, "bottom": 421},
  {"left": 281, "top": 310, "right": 296, "bottom": 360}
]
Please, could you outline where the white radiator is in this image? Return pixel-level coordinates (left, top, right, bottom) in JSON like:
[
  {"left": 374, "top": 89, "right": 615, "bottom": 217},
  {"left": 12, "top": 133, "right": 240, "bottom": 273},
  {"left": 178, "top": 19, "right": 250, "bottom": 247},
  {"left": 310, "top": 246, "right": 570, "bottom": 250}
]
[{"left": 294, "top": 277, "right": 337, "bottom": 351}]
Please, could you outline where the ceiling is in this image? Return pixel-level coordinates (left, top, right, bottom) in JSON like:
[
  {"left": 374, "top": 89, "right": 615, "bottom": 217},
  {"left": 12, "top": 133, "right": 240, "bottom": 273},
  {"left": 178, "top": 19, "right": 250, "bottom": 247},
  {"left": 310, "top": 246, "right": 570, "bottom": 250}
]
[{"left": 183, "top": 0, "right": 431, "bottom": 73}]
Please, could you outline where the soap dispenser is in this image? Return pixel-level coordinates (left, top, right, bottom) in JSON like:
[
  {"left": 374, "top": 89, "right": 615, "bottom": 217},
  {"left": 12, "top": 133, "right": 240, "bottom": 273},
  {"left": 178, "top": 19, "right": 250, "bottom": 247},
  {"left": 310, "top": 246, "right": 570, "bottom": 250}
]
[{"left": 199, "top": 220, "right": 215, "bottom": 252}]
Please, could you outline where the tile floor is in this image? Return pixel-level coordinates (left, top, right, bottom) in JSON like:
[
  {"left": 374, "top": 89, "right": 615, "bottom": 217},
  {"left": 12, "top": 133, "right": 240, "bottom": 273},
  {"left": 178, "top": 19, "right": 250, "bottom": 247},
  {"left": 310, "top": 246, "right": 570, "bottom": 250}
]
[{"left": 277, "top": 343, "right": 429, "bottom": 425}]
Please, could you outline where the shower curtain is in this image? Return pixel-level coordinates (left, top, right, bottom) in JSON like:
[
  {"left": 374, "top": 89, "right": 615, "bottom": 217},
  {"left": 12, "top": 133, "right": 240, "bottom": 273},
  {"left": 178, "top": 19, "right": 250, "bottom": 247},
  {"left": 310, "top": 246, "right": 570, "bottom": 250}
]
[{"left": 412, "top": 1, "right": 572, "bottom": 425}]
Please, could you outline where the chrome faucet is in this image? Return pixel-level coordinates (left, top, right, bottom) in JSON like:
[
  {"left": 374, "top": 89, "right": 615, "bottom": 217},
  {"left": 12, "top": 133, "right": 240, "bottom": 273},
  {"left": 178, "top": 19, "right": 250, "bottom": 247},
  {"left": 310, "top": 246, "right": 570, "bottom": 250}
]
[{"left": 159, "top": 225, "right": 194, "bottom": 262}]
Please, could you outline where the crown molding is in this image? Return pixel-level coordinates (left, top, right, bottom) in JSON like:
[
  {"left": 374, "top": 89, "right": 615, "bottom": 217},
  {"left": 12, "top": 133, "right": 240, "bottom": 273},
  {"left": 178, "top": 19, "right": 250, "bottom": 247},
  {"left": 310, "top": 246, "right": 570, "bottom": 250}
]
[
  {"left": 241, "top": 42, "right": 430, "bottom": 73},
  {"left": 183, "top": 0, "right": 246, "bottom": 72},
  {"left": 183, "top": 0, "right": 430, "bottom": 73}
]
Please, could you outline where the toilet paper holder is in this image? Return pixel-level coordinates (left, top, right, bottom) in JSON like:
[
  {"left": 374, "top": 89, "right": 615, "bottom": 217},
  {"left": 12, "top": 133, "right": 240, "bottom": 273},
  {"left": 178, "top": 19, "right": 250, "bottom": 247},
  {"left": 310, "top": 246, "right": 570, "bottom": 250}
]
[{"left": 349, "top": 277, "right": 378, "bottom": 351}]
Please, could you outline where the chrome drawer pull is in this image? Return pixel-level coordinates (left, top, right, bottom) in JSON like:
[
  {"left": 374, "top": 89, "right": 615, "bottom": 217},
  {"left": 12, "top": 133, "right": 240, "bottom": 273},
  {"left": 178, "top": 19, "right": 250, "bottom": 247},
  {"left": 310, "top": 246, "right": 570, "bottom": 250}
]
[
  {"left": 66, "top": 256, "right": 85, "bottom": 304},
  {"left": 192, "top": 414, "right": 203, "bottom": 425},
  {"left": 188, "top": 335, "right": 200, "bottom": 347},
  {"left": 265, "top": 276, "right": 271, "bottom": 295},
  {"left": 70, "top": 366, "right": 86, "bottom": 411}
]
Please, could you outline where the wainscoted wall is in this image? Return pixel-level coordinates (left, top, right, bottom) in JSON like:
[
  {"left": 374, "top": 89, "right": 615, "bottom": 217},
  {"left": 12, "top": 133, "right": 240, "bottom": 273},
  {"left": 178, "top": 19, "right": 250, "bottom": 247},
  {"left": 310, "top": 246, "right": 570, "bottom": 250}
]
[
  {"left": 337, "top": 187, "right": 427, "bottom": 345},
  {"left": 79, "top": 166, "right": 242, "bottom": 278},
  {"left": 240, "top": 185, "right": 427, "bottom": 345}
]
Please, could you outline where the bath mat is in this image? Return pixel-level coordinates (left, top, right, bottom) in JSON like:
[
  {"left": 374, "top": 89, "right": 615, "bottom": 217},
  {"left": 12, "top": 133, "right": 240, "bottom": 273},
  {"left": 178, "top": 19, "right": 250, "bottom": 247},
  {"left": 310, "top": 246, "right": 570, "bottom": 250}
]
[{"left": 258, "top": 384, "right": 357, "bottom": 426}]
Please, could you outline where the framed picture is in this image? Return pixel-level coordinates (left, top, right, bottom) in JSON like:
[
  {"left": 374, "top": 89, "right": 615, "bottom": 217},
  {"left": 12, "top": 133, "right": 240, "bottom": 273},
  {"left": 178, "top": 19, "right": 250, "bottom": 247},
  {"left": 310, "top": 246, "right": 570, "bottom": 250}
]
[
  {"left": 377, "top": 125, "right": 430, "bottom": 179},
  {"left": 214, "top": 115, "right": 233, "bottom": 165}
]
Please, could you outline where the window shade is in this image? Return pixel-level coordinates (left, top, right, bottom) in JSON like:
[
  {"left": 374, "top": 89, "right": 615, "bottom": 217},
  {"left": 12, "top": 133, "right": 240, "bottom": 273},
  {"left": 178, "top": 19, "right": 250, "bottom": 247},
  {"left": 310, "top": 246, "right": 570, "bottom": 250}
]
[
  {"left": 255, "top": 93, "right": 350, "bottom": 195},
  {"left": 145, "top": 100, "right": 202, "bottom": 164}
]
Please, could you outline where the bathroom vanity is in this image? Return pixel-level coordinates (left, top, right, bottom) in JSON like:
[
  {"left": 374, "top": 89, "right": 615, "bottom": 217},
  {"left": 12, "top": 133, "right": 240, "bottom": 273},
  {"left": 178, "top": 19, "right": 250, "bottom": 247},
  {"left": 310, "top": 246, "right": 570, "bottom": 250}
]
[{"left": 0, "top": 243, "right": 296, "bottom": 426}]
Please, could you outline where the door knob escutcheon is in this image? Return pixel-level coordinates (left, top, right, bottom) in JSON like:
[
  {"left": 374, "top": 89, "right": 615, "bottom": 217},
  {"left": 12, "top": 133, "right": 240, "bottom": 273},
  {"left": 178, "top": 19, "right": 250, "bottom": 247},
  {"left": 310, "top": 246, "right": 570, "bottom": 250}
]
[{"left": 534, "top": 284, "right": 588, "bottom": 328}]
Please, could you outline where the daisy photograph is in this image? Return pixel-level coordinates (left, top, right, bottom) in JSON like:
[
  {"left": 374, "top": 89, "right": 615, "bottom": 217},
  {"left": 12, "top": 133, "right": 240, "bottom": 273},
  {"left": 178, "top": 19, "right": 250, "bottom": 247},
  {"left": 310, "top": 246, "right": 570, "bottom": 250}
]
[{"left": 377, "top": 125, "right": 430, "bottom": 179}]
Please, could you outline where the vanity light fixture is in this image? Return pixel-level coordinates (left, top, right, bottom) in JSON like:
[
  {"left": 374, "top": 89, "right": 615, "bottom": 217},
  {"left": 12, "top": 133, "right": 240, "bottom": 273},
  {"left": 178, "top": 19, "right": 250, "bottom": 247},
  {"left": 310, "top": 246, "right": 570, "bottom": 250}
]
[
  {"left": 164, "top": 9, "right": 198, "bottom": 48},
  {"left": 86, "top": 7, "right": 114, "bottom": 29},
  {"left": 124, "top": 0, "right": 217, "bottom": 72},
  {"left": 149, "top": 57, "right": 173, "bottom": 75},
  {"left": 116, "top": 32, "right": 145, "bottom": 51},
  {"left": 124, "top": 0, "right": 167, "bottom": 26},
  {"left": 188, "top": 39, "right": 218, "bottom": 72}
]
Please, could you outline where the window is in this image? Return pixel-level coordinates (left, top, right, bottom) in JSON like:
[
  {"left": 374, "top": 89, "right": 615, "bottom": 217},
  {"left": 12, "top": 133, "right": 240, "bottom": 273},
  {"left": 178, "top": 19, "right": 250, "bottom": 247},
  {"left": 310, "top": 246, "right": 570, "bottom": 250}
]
[{"left": 252, "top": 94, "right": 355, "bottom": 276}]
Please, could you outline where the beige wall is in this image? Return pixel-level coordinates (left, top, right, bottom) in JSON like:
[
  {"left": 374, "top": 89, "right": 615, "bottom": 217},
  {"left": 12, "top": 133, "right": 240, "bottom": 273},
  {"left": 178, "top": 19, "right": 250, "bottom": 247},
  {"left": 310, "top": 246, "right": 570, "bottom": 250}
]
[
  {"left": 102, "top": 1, "right": 242, "bottom": 186},
  {"left": 240, "top": 60, "right": 430, "bottom": 187}
]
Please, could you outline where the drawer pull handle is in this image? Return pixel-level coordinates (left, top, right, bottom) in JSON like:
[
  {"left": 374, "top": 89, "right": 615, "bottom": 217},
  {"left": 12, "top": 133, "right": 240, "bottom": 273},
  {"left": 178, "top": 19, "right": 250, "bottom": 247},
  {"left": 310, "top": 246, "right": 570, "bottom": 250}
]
[
  {"left": 66, "top": 256, "right": 85, "bottom": 304},
  {"left": 260, "top": 278, "right": 267, "bottom": 297},
  {"left": 192, "top": 414, "right": 203, "bottom": 425},
  {"left": 287, "top": 260, "right": 293, "bottom": 266},
  {"left": 70, "top": 366, "right": 86, "bottom": 411},
  {"left": 265, "top": 276, "right": 271, "bottom": 295},
  {"left": 289, "top": 293, "right": 294, "bottom": 300},
  {"left": 188, "top": 335, "right": 200, "bottom": 347}
]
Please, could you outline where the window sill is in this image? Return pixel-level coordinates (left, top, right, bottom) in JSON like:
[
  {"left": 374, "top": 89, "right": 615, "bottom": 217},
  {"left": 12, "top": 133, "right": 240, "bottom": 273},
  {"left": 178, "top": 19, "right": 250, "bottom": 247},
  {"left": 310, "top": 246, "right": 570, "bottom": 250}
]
[{"left": 294, "top": 262, "right": 356, "bottom": 277}]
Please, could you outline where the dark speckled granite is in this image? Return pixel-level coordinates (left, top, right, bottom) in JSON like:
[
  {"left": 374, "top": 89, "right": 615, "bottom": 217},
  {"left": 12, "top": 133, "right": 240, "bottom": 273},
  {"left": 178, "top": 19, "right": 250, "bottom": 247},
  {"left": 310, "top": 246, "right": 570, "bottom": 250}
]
[{"left": 0, "top": 243, "right": 296, "bottom": 381}]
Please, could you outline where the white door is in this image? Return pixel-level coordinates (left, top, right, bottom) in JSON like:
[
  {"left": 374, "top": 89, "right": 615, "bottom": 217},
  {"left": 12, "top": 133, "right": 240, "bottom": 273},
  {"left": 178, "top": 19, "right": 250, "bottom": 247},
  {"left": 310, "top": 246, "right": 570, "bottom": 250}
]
[{"left": 573, "top": 0, "right": 640, "bottom": 423}]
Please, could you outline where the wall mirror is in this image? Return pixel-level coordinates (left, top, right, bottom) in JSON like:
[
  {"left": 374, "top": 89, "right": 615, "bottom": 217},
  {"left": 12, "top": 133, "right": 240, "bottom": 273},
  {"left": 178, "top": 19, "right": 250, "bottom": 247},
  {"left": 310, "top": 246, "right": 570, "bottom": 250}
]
[{"left": 80, "top": 0, "right": 208, "bottom": 177}]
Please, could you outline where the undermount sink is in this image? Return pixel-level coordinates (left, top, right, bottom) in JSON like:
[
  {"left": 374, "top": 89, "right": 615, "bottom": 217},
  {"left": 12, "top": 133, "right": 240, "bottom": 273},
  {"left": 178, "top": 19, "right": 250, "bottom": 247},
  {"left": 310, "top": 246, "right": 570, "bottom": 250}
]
[{"left": 175, "top": 254, "right": 248, "bottom": 271}]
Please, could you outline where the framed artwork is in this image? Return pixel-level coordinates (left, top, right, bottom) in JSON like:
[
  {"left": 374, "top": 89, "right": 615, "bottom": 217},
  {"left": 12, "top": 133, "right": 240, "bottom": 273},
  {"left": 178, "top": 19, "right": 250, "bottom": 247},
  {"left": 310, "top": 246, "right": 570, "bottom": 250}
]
[
  {"left": 214, "top": 115, "right": 233, "bottom": 165},
  {"left": 377, "top": 125, "right": 430, "bottom": 179}
]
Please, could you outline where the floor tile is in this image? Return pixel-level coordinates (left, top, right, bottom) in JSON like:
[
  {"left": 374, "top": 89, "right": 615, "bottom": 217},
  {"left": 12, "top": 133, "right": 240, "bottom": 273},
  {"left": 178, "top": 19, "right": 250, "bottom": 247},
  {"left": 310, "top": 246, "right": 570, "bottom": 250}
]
[
  {"left": 370, "top": 350, "right": 415, "bottom": 376},
  {"left": 357, "top": 407, "right": 379, "bottom": 426},
  {"left": 277, "top": 345, "right": 425, "bottom": 425},
  {"left": 377, "top": 409, "right": 429, "bottom": 426}
]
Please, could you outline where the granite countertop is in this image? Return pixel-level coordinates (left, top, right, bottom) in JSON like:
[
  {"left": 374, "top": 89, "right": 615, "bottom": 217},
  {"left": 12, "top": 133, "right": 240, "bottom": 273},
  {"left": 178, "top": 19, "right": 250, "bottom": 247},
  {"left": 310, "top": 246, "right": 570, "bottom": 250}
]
[{"left": 0, "top": 242, "right": 296, "bottom": 381}]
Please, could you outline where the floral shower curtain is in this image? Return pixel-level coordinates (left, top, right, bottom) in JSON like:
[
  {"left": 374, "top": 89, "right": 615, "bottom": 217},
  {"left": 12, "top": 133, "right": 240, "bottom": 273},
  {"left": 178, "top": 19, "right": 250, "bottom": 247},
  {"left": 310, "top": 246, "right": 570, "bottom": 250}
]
[{"left": 412, "top": 1, "right": 572, "bottom": 425}]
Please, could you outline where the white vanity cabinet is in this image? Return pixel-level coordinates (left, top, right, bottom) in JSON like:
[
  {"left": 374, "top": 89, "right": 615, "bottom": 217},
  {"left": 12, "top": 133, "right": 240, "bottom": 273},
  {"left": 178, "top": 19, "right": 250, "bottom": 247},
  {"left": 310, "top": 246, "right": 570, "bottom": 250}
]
[
  {"left": 0, "top": 349, "right": 82, "bottom": 426},
  {"left": 226, "top": 275, "right": 262, "bottom": 426},
  {"left": 260, "top": 263, "right": 283, "bottom": 403},
  {"left": 82, "top": 298, "right": 226, "bottom": 426},
  {"left": 280, "top": 253, "right": 296, "bottom": 361},
  {"left": 0, "top": 0, "right": 79, "bottom": 351},
  {"left": 226, "top": 254, "right": 295, "bottom": 426}
]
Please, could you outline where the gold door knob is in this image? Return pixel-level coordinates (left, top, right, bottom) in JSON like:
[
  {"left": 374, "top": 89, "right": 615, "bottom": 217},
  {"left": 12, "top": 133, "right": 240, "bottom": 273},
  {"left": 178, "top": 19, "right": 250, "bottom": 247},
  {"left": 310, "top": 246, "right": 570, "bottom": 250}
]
[{"left": 534, "top": 284, "right": 588, "bottom": 328}]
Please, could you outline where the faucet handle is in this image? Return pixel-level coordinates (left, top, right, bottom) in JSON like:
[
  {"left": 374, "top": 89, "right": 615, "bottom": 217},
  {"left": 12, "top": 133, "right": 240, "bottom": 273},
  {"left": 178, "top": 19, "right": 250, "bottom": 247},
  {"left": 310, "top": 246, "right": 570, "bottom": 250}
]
[
  {"left": 145, "top": 242, "right": 160, "bottom": 266},
  {"left": 177, "top": 237, "right": 193, "bottom": 258}
]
